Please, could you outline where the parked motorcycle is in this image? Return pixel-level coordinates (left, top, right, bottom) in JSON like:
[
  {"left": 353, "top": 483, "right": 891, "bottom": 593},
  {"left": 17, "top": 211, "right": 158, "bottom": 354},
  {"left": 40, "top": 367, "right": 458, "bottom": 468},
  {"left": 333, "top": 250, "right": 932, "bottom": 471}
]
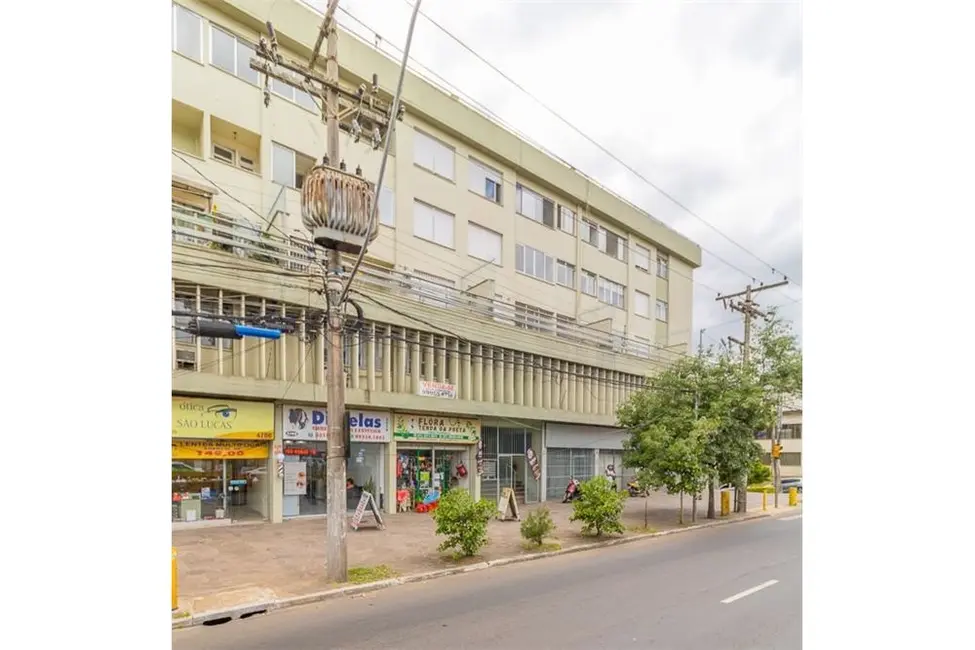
[{"left": 562, "top": 478, "right": 582, "bottom": 503}]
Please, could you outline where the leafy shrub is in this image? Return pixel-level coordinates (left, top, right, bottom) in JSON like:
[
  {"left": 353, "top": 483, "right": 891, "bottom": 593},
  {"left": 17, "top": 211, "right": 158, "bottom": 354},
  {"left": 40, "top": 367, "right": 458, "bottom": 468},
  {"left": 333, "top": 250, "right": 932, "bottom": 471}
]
[
  {"left": 747, "top": 484, "right": 775, "bottom": 493},
  {"left": 431, "top": 488, "right": 496, "bottom": 557},
  {"left": 748, "top": 461, "right": 772, "bottom": 486},
  {"left": 570, "top": 476, "right": 627, "bottom": 537},
  {"left": 520, "top": 506, "right": 556, "bottom": 546}
]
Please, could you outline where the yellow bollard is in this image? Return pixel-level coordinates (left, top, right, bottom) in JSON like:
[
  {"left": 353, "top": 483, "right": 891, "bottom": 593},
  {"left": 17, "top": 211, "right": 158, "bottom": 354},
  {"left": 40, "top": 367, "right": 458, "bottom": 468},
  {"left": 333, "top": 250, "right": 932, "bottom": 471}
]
[
  {"left": 172, "top": 547, "right": 178, "bottom": 611},
  {"left": 762, "top": 491, "right": 767, "bottom": 511},
  {"left": 720, "top": 490, "right": 731, "bottom": 517},
  {"left": 788, "top": 487, "right": 798, "bottom": 507}
]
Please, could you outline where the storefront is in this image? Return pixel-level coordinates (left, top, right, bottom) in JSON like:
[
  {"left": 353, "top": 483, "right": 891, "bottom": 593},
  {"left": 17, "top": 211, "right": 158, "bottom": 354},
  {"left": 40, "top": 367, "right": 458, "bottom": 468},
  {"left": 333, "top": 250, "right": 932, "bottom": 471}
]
[
  {"left": 393, "top": 413, "right": 479, "bottom": 512},
  {"left": 171, "top": 396, "right": 274, "bottom": 526},
  {"left": 543, "top": 423, "right": 631, "bottom": 500},
  {"left": 479, "top": 424, "right": 544, "bottom": 505},
  {"left": 280, "top": 405, "right": 391, "bottom": 518}
]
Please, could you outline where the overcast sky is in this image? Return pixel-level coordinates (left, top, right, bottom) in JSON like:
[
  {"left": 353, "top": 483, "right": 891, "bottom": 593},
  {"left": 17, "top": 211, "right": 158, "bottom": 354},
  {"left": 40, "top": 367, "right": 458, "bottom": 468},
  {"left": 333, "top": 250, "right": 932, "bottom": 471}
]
[{"left": 310, "top": 0, "right": 802, "bottom": 350}]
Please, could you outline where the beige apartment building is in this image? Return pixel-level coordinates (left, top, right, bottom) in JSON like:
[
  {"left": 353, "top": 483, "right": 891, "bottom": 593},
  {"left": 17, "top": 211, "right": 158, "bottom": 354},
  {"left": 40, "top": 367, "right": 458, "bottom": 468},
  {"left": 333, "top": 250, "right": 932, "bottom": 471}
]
[
  {"left": 170, "top": 0, "right": 703, "bottom": 528},
  {"left": 758, "top": 398, "right": 803, "bottom": 479}
]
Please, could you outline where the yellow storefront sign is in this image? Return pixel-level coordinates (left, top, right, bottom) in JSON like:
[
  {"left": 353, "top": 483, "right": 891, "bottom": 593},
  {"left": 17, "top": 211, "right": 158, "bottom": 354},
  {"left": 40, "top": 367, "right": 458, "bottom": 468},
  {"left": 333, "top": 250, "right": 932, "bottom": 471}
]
[
  {"left": 172, "top": 439, "right": 270, "bottom": 460},
  {"left": 172, "top": 397, "right": 274, "bottom": 440}
]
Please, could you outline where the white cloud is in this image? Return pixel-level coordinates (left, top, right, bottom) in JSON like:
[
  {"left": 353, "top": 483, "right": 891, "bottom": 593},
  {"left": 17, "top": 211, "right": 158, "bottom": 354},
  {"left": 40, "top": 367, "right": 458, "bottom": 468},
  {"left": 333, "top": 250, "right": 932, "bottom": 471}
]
[{"left": 313, "top": 0, "right": 802, "bottom": 348}]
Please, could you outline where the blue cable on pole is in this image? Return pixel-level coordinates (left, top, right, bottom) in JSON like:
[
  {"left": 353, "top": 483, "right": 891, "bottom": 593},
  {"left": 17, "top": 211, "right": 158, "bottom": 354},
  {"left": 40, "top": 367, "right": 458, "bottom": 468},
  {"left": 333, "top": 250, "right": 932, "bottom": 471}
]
[{"left": 234, "top": 324, "right": 282, "bottom": 340}]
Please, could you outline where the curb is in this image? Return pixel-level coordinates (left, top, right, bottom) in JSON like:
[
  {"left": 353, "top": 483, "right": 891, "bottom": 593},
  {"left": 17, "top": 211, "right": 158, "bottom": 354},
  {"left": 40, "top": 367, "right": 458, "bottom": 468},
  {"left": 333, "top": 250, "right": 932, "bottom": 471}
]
[{"left": 173, "top": 511, "right": 774, "bottom": 630}]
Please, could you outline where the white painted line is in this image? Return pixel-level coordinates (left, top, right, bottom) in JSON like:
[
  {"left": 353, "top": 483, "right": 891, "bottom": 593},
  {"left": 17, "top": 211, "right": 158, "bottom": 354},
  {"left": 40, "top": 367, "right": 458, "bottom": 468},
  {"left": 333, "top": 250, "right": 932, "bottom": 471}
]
[
  {"left": 780, "top": 515, "right": 802, "bottom": 521},
  {"left": 721, "top": 580, "right": 779, "bottom": 604}
]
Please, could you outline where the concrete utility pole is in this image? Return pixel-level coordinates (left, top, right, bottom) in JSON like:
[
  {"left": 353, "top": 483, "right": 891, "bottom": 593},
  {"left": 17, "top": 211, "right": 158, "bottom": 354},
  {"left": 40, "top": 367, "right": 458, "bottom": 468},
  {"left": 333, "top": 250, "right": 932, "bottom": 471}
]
[
  {"left": 715, "top": 280, "right": 788, "bottom": 514},
  {"left": 251, "top": 0, "right": 409, "bottom": 583},
  {"left": 321, "top": 0, "right": 348, "bottom": 585}
]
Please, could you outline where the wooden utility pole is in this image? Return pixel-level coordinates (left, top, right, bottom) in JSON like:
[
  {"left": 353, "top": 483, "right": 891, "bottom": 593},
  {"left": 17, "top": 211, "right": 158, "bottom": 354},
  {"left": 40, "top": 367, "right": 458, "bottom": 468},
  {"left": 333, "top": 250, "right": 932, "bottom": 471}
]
[
  {"left": 251, "top": 0, "right": 403, "bottom": 583},
  {"left": 715, "top": 280, "right": 788, "bottom": 513}
]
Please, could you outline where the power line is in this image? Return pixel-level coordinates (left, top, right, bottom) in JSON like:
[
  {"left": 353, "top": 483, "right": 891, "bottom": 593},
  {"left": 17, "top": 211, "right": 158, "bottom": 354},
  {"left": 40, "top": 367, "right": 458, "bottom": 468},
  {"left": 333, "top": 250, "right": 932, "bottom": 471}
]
[
  {"left": 394, "top": 0, "right": 799, "bottom": 287},
  {"left": 328, "top": 2, "right": 796, "bottom": 288}
]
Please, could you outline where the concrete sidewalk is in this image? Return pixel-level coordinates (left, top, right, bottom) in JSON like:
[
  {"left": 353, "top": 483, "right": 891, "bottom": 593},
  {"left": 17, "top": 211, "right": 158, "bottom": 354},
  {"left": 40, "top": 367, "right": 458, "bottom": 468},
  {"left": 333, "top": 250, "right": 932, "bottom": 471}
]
[{"left": 173, "top": 490, "right": 796, "bottom": 616}]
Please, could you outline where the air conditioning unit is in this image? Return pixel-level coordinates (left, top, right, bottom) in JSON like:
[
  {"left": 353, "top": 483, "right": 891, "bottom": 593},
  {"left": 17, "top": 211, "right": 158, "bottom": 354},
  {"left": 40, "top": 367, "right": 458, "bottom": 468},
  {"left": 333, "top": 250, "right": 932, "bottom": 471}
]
[{"left": 175, "top": 349, "right": 197, "bottom": 370}]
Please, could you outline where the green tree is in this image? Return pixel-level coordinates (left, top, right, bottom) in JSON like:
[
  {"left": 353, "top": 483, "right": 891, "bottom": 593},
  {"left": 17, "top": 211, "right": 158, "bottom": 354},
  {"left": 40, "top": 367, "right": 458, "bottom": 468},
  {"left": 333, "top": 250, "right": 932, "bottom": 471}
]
[
  {"left": 705, "top": 352, "right": 768, "bottom": 513},
  {"left": 431, "top": 488, "right": 496, "bottom": 557},
  {"left": 520, "top": 506, "right": 556, "bottom": 546},
  {"left": 748, "top": 460, "right": 773, "bottom": 486},
  {"left": 630, "top": 423, "right": 709, "bottom": 524},
  {"left": 618, "top": 349, "right": 766, "bottom": 519},
  {"left": 569, "top": 476, "right": 627, "bottom": 537},
  {"left": 751, "top": 309, "right": 803, "bottom": 497}
]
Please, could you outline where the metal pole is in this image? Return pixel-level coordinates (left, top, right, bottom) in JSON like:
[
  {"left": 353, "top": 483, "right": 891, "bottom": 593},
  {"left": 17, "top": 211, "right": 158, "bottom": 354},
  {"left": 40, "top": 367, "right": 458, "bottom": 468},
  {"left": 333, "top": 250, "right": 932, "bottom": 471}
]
[
  {"left": 773, "top": 399, "right": 783, "bottom": 508},
  {"left": 323, "top": 6, "right": 347, "bottom": 584}
]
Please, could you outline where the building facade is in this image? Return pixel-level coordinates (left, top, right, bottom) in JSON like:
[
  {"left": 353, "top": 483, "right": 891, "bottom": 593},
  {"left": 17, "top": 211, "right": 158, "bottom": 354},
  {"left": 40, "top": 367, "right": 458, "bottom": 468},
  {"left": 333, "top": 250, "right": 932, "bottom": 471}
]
[
  {"left": 757, "top": 398, "right": 803, "bottom": 479},
  {"left": 171, "top": 0, "right": 702, "bottom": 527}
]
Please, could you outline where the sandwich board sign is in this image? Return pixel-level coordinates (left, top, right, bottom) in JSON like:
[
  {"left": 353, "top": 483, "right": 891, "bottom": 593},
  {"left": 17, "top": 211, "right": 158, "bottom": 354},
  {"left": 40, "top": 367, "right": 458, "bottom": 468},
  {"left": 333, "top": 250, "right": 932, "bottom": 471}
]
[
  {"left": 351, "top": 491, "right": 385, "bottom": 531},
  {"left": 496, "top": 487, "right": 520, "bottom": 521}
]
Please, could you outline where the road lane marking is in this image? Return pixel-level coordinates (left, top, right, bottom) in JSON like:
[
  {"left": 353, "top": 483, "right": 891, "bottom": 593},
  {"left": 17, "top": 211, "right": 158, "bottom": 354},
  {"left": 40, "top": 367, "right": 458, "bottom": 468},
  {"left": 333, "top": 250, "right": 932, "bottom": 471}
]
[
  {"left": 721, "top": 580, "right": 779, "bottom": 604},
  {"left": 780, "top": 515, "right": 802, "bottom": 521}
]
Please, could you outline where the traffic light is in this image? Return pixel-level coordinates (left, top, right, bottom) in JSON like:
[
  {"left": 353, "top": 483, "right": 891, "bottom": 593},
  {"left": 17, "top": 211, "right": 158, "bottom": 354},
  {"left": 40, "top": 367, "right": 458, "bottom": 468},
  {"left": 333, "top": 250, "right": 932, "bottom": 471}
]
[{"left": 771, "top": 443, "right": 783, "bottom": 459}]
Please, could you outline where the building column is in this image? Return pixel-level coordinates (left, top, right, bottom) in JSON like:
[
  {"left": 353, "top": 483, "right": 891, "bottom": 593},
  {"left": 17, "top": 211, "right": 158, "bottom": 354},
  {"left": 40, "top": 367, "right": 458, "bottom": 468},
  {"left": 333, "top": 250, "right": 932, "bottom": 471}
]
[
  {"left": 461, "top": 342, "right": 472, "bottom": 400},
  {"left": 385, "top": 438, "right": 397, "bottom": 515},
  {"left": 366, "top": 322, "right": 377, "bottom": 392},
  {"left": 473, "top": 344, "right": 483, "bottom": 401},
  {"left": 484, "top": 346, "right": 495, "bottom": 402}
]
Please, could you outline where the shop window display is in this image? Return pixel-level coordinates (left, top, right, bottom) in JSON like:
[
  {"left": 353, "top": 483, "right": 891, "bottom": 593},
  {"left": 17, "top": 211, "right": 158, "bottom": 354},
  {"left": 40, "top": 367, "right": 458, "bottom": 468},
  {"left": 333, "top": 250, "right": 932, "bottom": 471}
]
[
  {"left": 284, "top": 441, "right": 327, "bottom": 516},
  {"left": 396, "top": 449, "right": 470, "bottom": 513},
  {"left": 171, "top": 459, "right": 268, "bottom": 523},
  {"left": 348, "top": 442, "right": 385, "bottom": 510}
]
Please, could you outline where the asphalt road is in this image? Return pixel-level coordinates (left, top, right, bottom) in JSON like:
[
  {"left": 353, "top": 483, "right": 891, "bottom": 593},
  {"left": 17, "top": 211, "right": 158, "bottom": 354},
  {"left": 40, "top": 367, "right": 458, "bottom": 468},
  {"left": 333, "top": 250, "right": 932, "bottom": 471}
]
[{"left": 174, "top": 514, "right": 802, "bottom": 650}]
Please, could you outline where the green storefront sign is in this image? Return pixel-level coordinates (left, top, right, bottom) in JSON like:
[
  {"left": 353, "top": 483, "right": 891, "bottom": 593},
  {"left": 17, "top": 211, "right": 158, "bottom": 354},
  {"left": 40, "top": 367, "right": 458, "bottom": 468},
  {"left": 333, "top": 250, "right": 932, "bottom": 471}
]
[{"left": 393, "top": 414, "right": 480, "bottom": 444}]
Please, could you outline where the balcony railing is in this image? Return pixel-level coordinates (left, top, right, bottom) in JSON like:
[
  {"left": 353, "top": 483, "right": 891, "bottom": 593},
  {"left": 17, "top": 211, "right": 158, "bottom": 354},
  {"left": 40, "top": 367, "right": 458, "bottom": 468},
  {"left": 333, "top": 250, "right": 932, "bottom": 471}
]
[{"left": 172, "top": 204, "right": 671, "bottom": 362}]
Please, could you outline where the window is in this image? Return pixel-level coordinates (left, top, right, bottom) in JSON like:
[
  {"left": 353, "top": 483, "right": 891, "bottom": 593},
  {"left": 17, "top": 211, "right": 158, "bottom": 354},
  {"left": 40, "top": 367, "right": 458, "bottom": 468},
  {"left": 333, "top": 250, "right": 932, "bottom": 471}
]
[
  {"left": 468, "top": 223, "right": 502, "bottom": 264},
  {"left": 656, "top": 253, "right": 669, "bottom": 279},
  {"left": 599, "top": 227, "right": 626, "bottom": 261},
  {"left": 556, "top": 260, "right": 575, "bottom": 288},
  {"left": 780, "top": 452, "right": 802, "bottom": 467},
  {"left": 270, "top": 75, "right": 317, "bottom": 111},
  {"left": 469, "top": 159, "right": 502, "bottom": 204},
  {"left": 173, "top": 298, "right": 193, "bottom": 342},
  {"left": 173, "top": 4, "right": 203, "bottom": 61},
  {"left": 378, "top": 186, "right": 395, "bottom": 226},
  {"left": 516, "top": 185, "right": 555, "bottom": 227},
  {"left": 780, "top": 424, "right": 803, "bottom": 440},
  {"left": 209, "top": 27, "right": 259, "bottom": 85},
  {"left": 580, "top": 218, "right": 599, "bottom": 247},
  {"left": 212, "top": 143, "right": 235, "bottom": 165},
  {"left": 597, "top": 277, "right": 625, "bottom": 309},
  {"left": 515, "top": 243, "right": 554, "bottom": 283},
  {"left": 655, "top": 299, "right": 669, "bottom": 322},
  {"left": 413, "top": 200, "right": 455, "bottom": 248},
  {"left": 413, "top": 131, "right": 455, "bottom": 180},
  {"left": 271, "top": 143, "right": 315, "bottom": 189},
  {"left": 580, "top": 270, "right": 597, "bottom": 296},
  {"left": 634, "top": 291, "right": 651, "bottom": 318},
  {"left": 558, "top": 206, "right": 575, "bottom": 235},
  {"left": 634, "top": 244, "right": 651, "bottom": 272}
]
